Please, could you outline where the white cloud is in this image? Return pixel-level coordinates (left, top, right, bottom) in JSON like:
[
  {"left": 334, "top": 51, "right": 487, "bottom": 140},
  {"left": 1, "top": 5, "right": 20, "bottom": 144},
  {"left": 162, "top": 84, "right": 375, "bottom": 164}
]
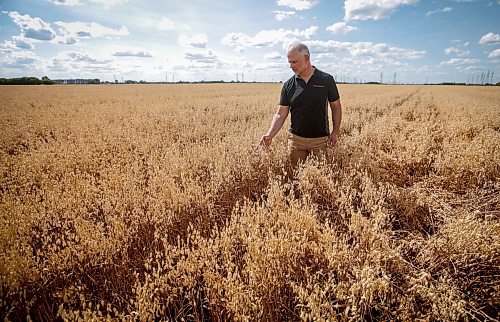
[
  {"left": 46, "top": 51, "right": 115, "bottom": 75},
  {"left": 12, "top": 36, "right": 35, "bottom": 50},
  {"left": 265, "top": 52, "right": 283, "bottom": 59},
  {"left": 158, "top": 17, "right": 175, "bottom": 31},
  {"left": 222, "top": 26, "right": 317, "bottom": 48},
  {"left": 178, "top": 33, "right": 208, "bottom": 48},
  {"left": 277, "top": 0, "right": 317, "bottom": 10},
  {"left": 344, "top": 0, "right": 419, "bottom": 21},
  {"left": 113, "top": 50, "right": 153, "bottom": 58},
  {"left": 184, "top": 50, "right": 218, "bottom": 64},
  {"left": 1, "top": 35, "right": 35, "bottom": 50},
  {"left": 440, "top": 58, "right": 480, "bottom": 66},
  {"left": 274, "top": 10, "right": 296, "bottom": 21},
  {"left": 47, "top": 0, "right": 82, "bottom": 5},
  {"left": 326, "top": 22, "right": 357, "bottom": 34},
  {"left": 65, "top": 51, "right": 112, "bottom": 63},
  {"left": 302, "top": 26, "right": 318, "bottom": 38},
  {"left": 88, "top": 0, "right": 127, "bottom": 7},
  {"left": 479, "top": 32, "right": 500, "bottom": 45},
  {"left": 47, "top": 0, "right": 127, "bottom": 6},
  {"left": 304, "top": 39, "right": 426, "bottom": 59},
  {"left": 426, "top": 7, "right": 453, "bottom": 16},
  {"left": 444, "top": 47, "right": 469, "bottom": 57},
  {"left": 8, "top": 11, "right": 56, "bottom": 41},
  {"left": 6, "top": 12, "right": 129, "bottom": 48},
  {"left": 54, "top": 21, "right": 129, "bottom": 39},
  {"left": 1, "top": 50, "right": 40, "bottom": 69},
  {"left": 488, "top": 48, "right": 500, "bottom": 58}
]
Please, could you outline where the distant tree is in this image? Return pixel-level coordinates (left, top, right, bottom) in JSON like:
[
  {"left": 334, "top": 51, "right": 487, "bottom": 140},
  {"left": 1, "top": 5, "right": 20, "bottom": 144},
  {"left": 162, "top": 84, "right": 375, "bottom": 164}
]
[
  {"left": 41, "top": 76, "right": 54, "bottom": 85},
  {"left": 0, "top": 77, "right": 42, "bottom": 85}
]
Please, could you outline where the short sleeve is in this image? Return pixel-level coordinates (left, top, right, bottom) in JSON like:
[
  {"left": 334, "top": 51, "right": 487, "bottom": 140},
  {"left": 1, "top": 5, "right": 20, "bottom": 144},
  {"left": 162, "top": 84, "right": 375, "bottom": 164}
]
[
  {"left": 328, "top": 76, "right": 340, "bottom": 102},
  {"left": 279, "top": 83, "right": 290, "bottom": 106}
]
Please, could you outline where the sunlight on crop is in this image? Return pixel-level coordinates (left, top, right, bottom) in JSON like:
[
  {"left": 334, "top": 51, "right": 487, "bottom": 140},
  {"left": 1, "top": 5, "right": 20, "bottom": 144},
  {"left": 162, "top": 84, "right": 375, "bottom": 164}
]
[{"left": 1, "top": 84, "right": 499, "bottom": 320}]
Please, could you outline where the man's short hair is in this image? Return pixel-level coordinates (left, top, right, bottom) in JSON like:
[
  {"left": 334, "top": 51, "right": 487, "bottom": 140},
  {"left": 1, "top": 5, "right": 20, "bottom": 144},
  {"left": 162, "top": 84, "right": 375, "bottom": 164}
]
[{"left": 288, "top": 42, "right": 310, "bottom": 56}]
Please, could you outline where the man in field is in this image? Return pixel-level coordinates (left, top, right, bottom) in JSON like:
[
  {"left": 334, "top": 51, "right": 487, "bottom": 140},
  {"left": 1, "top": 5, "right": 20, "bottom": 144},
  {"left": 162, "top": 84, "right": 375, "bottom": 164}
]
[{"left": 259, "top": 42, "right": 342, "bottom": 168}]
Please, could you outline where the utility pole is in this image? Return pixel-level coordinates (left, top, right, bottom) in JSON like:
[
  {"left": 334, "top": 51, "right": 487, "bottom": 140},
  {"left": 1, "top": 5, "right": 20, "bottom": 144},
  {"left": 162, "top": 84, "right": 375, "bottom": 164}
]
[
  {"left": 380, "top": 72, "right": 383, "bottom": 84},
  {"left": 393, "top": 72, "right": 397, "bottom": 84}
]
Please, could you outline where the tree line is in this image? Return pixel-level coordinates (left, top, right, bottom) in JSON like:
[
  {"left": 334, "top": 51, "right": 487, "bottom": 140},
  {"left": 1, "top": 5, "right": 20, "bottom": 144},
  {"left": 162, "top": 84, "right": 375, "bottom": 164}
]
[{"left": 0, "top": 76, "right": 54, "bottom": 85}]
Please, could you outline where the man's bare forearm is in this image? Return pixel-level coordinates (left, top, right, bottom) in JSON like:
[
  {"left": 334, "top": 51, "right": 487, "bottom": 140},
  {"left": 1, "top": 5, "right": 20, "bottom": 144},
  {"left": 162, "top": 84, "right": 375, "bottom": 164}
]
[
  {"left": 259, "top": 105, "right": 289, "bottom": 147},
  {"left": 266, "top": 112, "right": 287, "bottom": 138},
  {"left": 330, "top": 100, "right": 342, "bottom": 134}
]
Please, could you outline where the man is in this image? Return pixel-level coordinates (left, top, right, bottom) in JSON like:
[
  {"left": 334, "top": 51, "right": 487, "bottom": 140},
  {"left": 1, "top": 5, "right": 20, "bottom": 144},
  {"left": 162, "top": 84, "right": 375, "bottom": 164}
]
[{"left": 259, "top": 42, "right": 342, "bottom": 168}]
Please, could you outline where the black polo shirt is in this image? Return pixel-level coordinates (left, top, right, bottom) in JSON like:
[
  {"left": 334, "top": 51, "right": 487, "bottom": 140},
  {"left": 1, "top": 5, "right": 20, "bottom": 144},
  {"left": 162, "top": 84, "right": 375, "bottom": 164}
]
[{"left": 279, "top": 67, "right": 340, "bottom": 138}]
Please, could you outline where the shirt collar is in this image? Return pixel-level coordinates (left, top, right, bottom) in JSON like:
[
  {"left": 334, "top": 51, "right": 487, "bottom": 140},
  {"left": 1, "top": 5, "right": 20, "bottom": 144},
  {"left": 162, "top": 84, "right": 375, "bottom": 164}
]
[{"left": 294, "top": 66, "right": 317, "bottom": 81}]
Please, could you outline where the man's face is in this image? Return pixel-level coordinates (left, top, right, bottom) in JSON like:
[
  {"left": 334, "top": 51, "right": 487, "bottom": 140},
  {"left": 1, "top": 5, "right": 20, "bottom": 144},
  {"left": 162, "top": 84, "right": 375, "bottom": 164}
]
[{"left": 288, "top": 50, "right": 308, "bottom": 75}]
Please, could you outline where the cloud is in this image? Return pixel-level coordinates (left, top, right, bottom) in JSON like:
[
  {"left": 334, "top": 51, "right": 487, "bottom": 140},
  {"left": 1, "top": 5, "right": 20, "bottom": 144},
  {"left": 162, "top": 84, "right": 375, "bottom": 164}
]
[
  {"left": 304, "top": 40, "right": 426, "bottom": 60},
  {"left": 344, "top": 0, "right": 419, "bottom": 21},
  {"left": 46, "top": 51, "right": 115, "bottom": 75},
  {"left": 479, "top": 32, "right": 500, "bottom": 45},
  {"left": 488, "top": 48, "right": 500, "bottom": 58},
  {"left": 1, "top": 35, "right": 36, "bottom": 50},
  {"left": 66, "top": 51, "right": 112, "bottom": 63},
  {"left": 25, "top": 29, "right": 56, "bottom": 41},
  {"left": 2, "top": 57, "right": 37, "bottom": 68},
  {"left": 444, "top": 47, "right": 469, "bottom": 57},
  {"left": 265, "top": 52, "right": 283, "bottom": 59},
  {"left": 54, "top": 21, "right": 129, "bottom": 39},
  {"left": 178, "top": 33, "right": 208, "bottom": 48},
  {"left": 158, "top": 17, "right": 175, "bottom": 31},
  {"left": 184, "top": 50, "right": 217, "bottom": 64},
  {"left": 113, "top": 50, "right": 153, "bottom": 58},
  {"left": 13, "top": 36, "right": 35, "bottom": 50},
  {"left": 88, "top": 0, "right": 127, "bottom": 7},
  {"left": 274, "top": 10, "right": 296, "bottom": 21},
  {"left": 222, "top": 26, "right": 318, "bottom": 48},
  {"left": 47, "top": 0, "right": 127, "bottom": 7},
  {"left": 426, "top": 7, "right": 453, "bottom": 16},
  {"left": 440, "top": 58, "right": 480, "bottom": 66},
  {"left": 1, "top": 50, "right": 40, "bottom": 69},
  {"left": 47, "top": 0, "right": 82, "bottom": 5},
  {"left": 326, "top": 22, "right": 357, "bottom": 34},
  {"left": 276, "top": 0, "right": 317, "bottom": 10},
  {"left": 7, "top": 11, "right": 56, "bottom": 41},
  {"left": 57, "top": 36, "right": 78, "bottom": 45}
]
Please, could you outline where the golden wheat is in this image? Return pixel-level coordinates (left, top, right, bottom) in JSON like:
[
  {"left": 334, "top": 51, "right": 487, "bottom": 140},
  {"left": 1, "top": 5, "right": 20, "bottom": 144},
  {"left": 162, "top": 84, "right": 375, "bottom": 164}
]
[{"left": 0, "top": 84, "right": 499, "bottom": 321}]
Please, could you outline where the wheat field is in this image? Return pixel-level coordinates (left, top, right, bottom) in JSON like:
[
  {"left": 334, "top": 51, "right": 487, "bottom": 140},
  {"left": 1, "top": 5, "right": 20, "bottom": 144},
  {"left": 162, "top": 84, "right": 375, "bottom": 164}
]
[{"left": 0, "top": 83, "right": 499, "bottom": 321}]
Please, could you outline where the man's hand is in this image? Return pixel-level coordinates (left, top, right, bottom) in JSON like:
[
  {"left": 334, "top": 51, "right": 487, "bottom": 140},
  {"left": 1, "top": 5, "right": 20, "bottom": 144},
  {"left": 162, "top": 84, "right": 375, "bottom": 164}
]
[
  {"left": 259, "top": 134, "right": 272, "bottom": 147},
  {"left": 327, "top": 132, "right": 338, "bottom": 147}
]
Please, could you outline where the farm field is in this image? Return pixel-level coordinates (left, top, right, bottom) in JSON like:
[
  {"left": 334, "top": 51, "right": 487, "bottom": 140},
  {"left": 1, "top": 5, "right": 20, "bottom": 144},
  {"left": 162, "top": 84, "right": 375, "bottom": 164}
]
[{"left": 0, "top": 83, "right": 499, "bottom": 321}]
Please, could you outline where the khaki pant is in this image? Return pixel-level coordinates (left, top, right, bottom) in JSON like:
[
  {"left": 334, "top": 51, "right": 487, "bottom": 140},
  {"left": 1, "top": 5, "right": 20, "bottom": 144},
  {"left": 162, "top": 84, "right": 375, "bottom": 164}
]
[{"left": 288, "top": 133, "right": 328, "bottom": 167}]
